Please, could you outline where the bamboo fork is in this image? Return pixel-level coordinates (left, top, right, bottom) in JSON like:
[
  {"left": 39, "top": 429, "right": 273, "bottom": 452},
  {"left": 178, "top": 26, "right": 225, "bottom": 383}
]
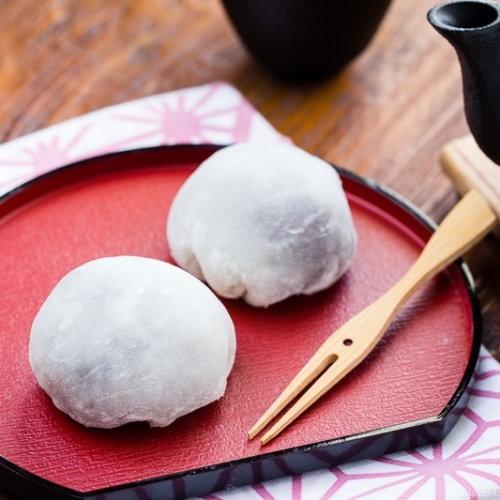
[{"left": 248, "top": 188, "right": 497, "bottom": 445}]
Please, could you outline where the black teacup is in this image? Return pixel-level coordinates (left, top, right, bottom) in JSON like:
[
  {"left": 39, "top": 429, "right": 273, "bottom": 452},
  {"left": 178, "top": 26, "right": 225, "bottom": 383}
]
[{"left": 220, "top": 0, "right": 393, "bottom": 80}]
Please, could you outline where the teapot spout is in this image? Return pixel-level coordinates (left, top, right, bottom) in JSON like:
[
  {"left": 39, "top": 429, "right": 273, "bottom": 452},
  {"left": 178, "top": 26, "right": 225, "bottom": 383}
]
[{"left": 428, "top": 0, "right": 500, "bottom": 165}]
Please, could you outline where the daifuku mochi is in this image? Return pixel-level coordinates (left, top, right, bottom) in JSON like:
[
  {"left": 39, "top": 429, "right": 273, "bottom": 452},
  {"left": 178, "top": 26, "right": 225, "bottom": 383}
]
[
  {"left": 29, "top": 256, "right": 236, "bottom": 429},
  {"left": 167, "top": 142, "right": 357, "bottom": 307}
]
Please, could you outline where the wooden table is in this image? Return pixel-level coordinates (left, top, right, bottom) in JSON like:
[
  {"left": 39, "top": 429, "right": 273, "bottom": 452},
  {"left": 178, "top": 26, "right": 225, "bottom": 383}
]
[{"left": 1, "top": 0, "right": 499, "bottom": 498}]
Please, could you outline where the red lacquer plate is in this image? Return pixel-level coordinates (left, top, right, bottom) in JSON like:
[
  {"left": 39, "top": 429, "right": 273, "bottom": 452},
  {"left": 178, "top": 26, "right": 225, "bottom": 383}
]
[{"left": 0, "top": 145, "right": 480, "bottom": 500}]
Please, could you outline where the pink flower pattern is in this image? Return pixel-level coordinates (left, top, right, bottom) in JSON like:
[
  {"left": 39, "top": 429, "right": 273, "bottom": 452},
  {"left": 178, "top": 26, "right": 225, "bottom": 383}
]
[
  {"left": 0, "top": 82, "right": 283, "bottom": 196},
  {"left": 0, "top": 82, "right": 499, "bottom": 499},
  {"left": 107, "top": 84, "right": 257, "bottom": 147}
]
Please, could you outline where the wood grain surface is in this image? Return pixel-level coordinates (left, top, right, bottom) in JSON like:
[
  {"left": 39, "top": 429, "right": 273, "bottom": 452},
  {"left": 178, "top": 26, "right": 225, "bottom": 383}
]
[{"left": 1, "top": 0, "right": 499, "bottom": 497}]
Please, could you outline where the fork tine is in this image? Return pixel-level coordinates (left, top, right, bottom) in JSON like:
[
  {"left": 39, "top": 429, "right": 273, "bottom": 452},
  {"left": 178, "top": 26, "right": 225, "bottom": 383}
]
[
  {"left": 248, "top": 292, "right": 393, "bottom": 442},
  {"left": 260, "top": 358, "right": 351, "bottom": 445},
  {"left": 247, "top": 349, "right": 336, "bottom": 439},
  {"left": 256, "top": 318, "right": 374, "bottom": 444}
]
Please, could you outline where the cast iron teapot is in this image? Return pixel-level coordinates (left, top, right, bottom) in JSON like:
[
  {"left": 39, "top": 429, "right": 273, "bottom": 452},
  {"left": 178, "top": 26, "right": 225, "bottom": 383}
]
[{"left": 428, "top": 0, "right": 500, "bottom": 165}]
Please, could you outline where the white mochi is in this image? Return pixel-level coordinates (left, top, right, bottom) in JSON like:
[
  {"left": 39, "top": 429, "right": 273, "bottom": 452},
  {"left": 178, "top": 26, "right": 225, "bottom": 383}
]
[
  {"left": 167, "top": 142, "right": 357, "bottom": 307},
  {"left": 29, "top": 256, "right": 236, "bottom": 429}
]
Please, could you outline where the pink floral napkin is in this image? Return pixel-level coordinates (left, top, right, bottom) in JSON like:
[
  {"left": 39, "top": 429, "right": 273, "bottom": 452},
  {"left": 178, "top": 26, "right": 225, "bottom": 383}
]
[
  {"left": 0, "top": 82, "right": 282, "bottom": 196},
  {"left": 1, "top": 82, "right": 499, "bottom": 500}
]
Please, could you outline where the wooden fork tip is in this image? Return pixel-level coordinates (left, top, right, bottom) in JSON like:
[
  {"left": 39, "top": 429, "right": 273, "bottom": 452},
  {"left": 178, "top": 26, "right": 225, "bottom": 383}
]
[
  {"left": 247, "top": 414, "right": 274, "bottom": 440},
  {"left": 247, "top": 421, "right": 266, "bottom": 440},
  {"left": 247, "top": 429, "right": 257, "bottom": 440},
  {"left": 260, "top": 430, "right": 276, "bottom": 445}
]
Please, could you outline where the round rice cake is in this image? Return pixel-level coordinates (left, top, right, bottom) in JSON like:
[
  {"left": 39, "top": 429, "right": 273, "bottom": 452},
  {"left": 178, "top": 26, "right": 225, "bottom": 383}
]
[
  {"left": 29, "top": 256, "right": 236, "bottom": 428},
  {"left": 167, "top": 142, "right": 357, "bottom": 307}
]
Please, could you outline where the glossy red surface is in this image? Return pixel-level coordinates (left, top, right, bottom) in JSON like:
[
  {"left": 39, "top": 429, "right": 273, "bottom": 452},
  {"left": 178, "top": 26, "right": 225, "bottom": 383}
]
[{"left": 0, "top": 146, "right": 474, "bottom": 493}]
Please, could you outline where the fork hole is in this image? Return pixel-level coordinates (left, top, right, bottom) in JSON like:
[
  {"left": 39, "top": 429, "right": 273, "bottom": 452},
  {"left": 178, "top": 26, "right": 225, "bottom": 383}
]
[{"left": 343, "top": 338, "right": 353, "bottom": 346}]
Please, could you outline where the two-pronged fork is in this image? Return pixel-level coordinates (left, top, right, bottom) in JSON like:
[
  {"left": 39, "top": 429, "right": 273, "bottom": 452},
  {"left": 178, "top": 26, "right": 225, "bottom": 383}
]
[{"left": 248, "top": 189, "right": 496, "bottom": 445}]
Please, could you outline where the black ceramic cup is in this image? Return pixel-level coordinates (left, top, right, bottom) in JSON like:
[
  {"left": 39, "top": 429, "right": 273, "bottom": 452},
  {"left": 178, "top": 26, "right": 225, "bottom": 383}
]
[{"left": 220, "top": 0, "right": 393, "bottom": 80}]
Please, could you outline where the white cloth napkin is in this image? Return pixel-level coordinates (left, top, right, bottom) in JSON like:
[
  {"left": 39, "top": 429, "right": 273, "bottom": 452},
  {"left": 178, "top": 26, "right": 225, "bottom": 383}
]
[{"left": 1, "top": 82, "right": 499, "bottom": 500}]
